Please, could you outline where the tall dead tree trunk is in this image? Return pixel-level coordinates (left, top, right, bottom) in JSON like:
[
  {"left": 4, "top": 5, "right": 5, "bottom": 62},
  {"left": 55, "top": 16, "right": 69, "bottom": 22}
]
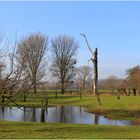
[
  {"left": 80, "top": 33, "right": 101, "bottom": 106},
  {"left": 91, "top": 48, "right": 101, "bottom": 106},
  {"left": 92, "top": 48, "right": 101, "bottom": 106},
  {"left": 92, "top": 48, "right": 98, "bottom": 96}
]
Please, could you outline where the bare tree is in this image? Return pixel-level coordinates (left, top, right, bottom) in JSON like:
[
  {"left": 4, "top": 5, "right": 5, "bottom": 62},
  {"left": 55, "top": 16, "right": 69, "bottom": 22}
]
[
  {"left": 80, "top": 33, "right": 101, "bottom": 106},
  {"left": 76, "top": 65, "right": 92, "bottom": 92},
  {"left": 17, "top": 33, "right": 48, "bottom": 94},
  {"left": 50, "top": 35, "right": 78, "bottom": 94},
  {"left": 0, "top": 37, "right": 26, "bottom": 106},
  {"left": 0, "top": 28, "right": 37, "bottom": 108},
  {"left": 102, "top": 75, "right": 119, "bottom": 93}
]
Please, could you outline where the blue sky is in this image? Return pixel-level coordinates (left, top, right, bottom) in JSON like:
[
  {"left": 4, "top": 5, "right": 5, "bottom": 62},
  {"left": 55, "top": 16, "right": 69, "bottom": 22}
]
[{"left": 0, "top": 1, "right": 140, "bottom": 79}]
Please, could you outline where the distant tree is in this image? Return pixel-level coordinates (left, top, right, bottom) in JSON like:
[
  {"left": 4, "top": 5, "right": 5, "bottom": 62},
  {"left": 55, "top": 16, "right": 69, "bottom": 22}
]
[
  {"left": 99, "top": 75, "right": 128, "bottom": 96},
  {"left": 50, "top": 35, "right": 78, "bottom": 94},
  {"left": 17, "top": 33, "right": 48, "bottom": 94},
  {"left": 76, "top": 65, "right": 92, "bottom": 91},
  {"left": 126, "top": 65, "right": 140, "bottom": 95},
  {"left": 105, "top": 75, "right": 118, "bottom": 92}
]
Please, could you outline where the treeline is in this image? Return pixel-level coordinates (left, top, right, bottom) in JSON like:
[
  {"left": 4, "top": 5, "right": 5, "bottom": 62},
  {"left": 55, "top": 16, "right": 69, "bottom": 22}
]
[
  {"left": 0, "top": 29, "right": 140, "bottom": 104},
  {"left": 99, "top": 66, "right": 140, "bottom": 96}
]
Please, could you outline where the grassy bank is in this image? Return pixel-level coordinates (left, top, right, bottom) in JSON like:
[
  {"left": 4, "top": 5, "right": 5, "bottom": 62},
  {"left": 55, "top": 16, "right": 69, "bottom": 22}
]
[
  {"left": 1, "top": 95, "right": 140, "bottom": 138},
  {"left": 49, "top": 95, "right": 140, "bottom": 120},
  {"left": 1, "top": 94, "right": 140, "bottom": 120},
  {"left": 0, "top": 120, "right": 140, "bottom": 139}
]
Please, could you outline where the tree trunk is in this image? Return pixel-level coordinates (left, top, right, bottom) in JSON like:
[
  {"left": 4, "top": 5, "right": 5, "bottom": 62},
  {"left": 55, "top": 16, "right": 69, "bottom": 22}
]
[
  {"left": 23, "top": 93, "right": 26, "bottom": 102},
  {"left": 45, "top": 95, "right": 48, "bottom": 106},
  {"left": 138, "top": 90, "right": 140, "bottom": 96},
  {"left": 93, "top": 48, "right": 98, "bottom": 96},
  {"left": 2, "top": 96, "right": 5, "bottom": 105},
  {"left": 80, "top": 34, "right": 101, "bottom": 105},
  {"left": 83, "top": 81, "right": 85, "bottom": 94},
  {"left": 117, "top": 89, "right": 121, "bottom": 99},
  {"left": 33, "top": 79, "right": 37, "bottom": 94},
  {"left": 93, "top": 48, "right": 101, "bottom": 106},
  {"left": 55, "top": 90, "right": 58, "bottom": 98},
  {"left": 132, "top": 88, "right": 136, "bottom": 96},
  {"left": 123, "top": 89, "right": 128, "bottom": 96},
  {"left": 117, "top": 93, "right": 120, "bottom": 99},
  {"left": 61, "top": 82, "right": 65, "bottom": 94},
  {"left": 128, "top": 88, "right": 131, "bottom": 96},
  {"left": 80, "top": 89, "right": 82, "bottom": 99}
]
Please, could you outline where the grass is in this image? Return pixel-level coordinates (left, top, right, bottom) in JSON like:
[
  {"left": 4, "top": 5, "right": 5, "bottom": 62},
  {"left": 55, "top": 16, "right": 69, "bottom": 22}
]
[
  {"left": 1, "top": 94, "right": 140, "bottom": 138},
  {"left": 48, "top": 95, "right": 140, "bottom": 120},
  {"left": 1, "top": 120, "right": 140, "bottom": 139},
  {"left": 1, "top": 94, "right": 140, "bottom": 119}
]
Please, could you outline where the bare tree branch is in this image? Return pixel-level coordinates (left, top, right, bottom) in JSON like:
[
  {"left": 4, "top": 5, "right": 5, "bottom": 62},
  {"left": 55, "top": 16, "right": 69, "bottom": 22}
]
[{"left": 80, "top": 33, "right": 94, "bottom": 56}]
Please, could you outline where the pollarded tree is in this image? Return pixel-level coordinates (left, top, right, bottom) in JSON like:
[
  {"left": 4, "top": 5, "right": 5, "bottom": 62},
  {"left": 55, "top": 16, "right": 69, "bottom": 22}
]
[
  {"left": 50, "top": 35, "right": 78, "bottom": 94},
  {"left": 17, "top": 33, "right": 48, "bottom": 94}
]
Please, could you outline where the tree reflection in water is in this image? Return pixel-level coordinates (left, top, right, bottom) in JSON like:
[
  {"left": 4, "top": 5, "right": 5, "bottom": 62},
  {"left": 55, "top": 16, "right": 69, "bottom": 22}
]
[
  {"left": 40, "top": 108, "right": 45, "bottom": 122},
  {"left": 31, "top": 108, "right": 36, "bottom": 122},
  {"left": 0, "top": 106, "right": 135, "bottom": 126},
  {"left": 94, "top": 114, "right": 99, "bottom": 124}
]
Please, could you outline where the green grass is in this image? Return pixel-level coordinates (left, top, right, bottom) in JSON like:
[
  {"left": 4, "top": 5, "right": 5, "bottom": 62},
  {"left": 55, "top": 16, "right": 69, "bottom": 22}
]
[
  {"left": 1, "top": 94, "right": 140, "bottom": 138},
  {"left": 48, "top": 95, "right": 140, "bottom": 120},
  {"left": 1, "top": 94, "right": 140, "bottom": 120},
  {"left": 0, "top": 120, "right": 140, "bottom": 139}
]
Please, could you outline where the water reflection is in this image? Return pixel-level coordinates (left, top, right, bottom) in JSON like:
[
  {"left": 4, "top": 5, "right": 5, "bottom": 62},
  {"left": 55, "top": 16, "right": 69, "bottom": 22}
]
[
  {"left": 2, "top": 106, "right": 4, "bottom": 113},
  {"left": 40, "top": 108, "right": 45, "bottom": 122},
  {"left": 31, "top": 108, "right": 35, "bottom": 122},
  {"left": 0, "top": 106, "right": 137, "bottom": 126},
  {"left": 94, "top": 114, "right": 99, "bottom": 124}
]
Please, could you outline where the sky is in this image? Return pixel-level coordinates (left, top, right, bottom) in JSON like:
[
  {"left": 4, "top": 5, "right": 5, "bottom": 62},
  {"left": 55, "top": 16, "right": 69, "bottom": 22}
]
[{"left": 0, "top": 1, "right": 140, "bottom": 79}]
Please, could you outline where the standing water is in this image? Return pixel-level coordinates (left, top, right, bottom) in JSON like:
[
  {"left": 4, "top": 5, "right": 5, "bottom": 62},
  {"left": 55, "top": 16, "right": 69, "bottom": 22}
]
[{"left": 0, "top": 106, "right": 136, "bottom": 126}]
